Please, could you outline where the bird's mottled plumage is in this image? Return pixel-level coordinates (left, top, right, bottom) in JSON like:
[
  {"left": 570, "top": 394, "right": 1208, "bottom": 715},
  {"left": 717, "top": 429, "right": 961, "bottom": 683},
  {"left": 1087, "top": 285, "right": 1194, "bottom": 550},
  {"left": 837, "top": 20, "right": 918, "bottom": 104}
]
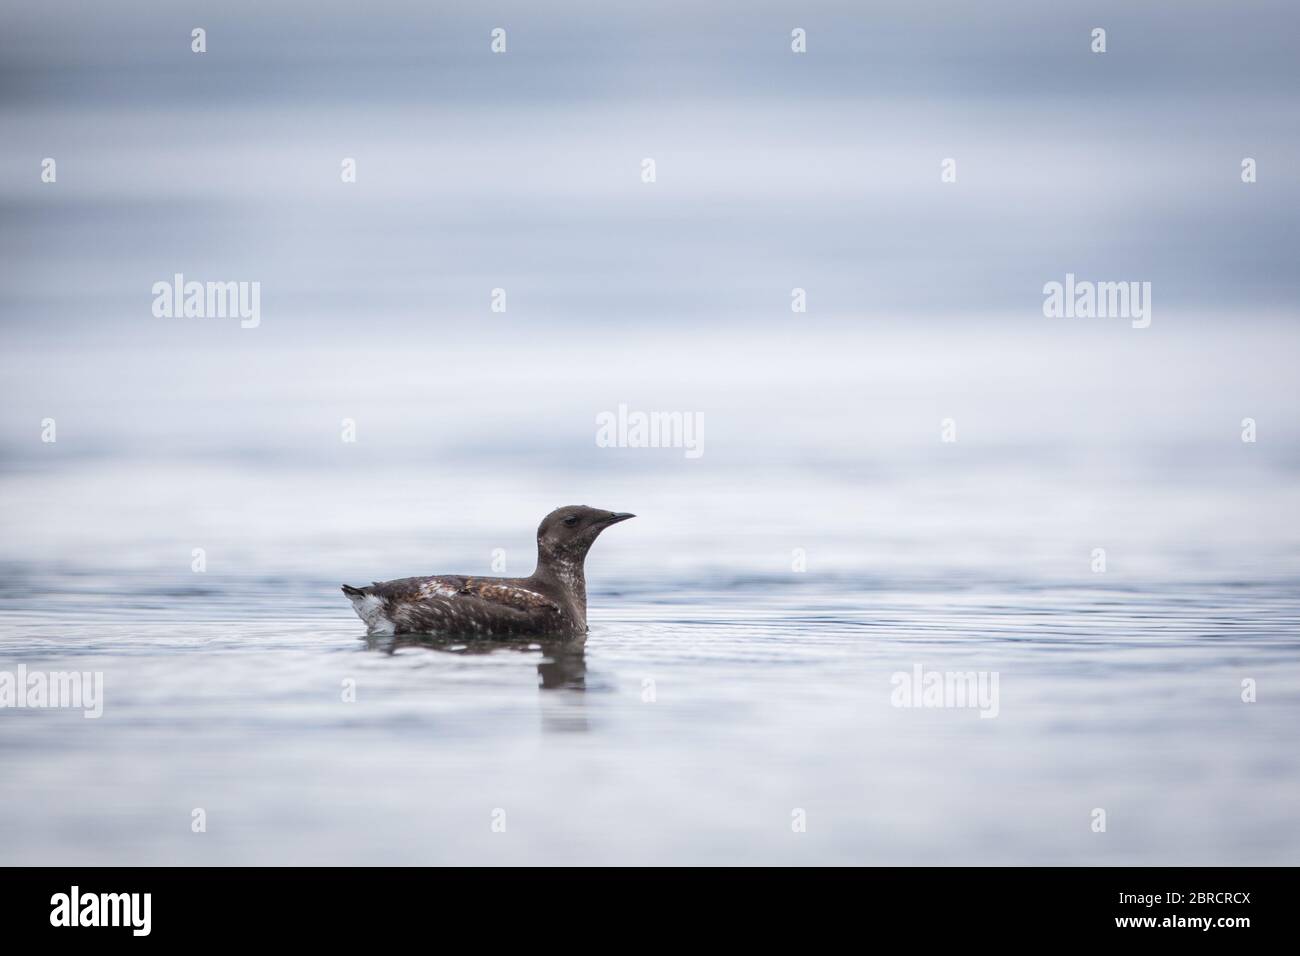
[{"left": 342, "top": 506, "right": 634, "bottom": 638}]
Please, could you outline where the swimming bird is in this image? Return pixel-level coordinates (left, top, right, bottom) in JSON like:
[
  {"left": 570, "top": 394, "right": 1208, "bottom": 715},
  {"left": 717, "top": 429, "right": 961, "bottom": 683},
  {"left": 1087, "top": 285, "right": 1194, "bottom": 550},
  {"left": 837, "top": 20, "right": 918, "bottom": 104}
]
[{"left": 342, "top": 506, "right": 634, "bottom": 638}]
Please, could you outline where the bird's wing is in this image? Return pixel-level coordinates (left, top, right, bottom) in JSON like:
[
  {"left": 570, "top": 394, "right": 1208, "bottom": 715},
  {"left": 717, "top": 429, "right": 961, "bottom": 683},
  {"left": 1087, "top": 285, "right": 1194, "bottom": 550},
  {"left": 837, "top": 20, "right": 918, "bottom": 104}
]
[{"left": 368, "top": 575, "right": 564, "bottom": 634}]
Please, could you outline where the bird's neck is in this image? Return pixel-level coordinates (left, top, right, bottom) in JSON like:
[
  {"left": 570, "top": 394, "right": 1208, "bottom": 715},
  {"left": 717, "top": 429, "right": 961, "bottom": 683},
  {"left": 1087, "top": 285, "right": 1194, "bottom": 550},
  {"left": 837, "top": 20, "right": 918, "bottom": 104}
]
[{"left": 534, "top": 549, "right": 588, "bottom": 620}]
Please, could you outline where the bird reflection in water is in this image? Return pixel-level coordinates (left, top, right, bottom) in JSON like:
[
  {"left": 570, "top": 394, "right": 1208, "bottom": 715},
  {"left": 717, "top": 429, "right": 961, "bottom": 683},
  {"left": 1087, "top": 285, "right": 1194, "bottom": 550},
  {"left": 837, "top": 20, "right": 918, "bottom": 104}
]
[{"left": 364, "top": 633, "right": 590, "bottom": 732}]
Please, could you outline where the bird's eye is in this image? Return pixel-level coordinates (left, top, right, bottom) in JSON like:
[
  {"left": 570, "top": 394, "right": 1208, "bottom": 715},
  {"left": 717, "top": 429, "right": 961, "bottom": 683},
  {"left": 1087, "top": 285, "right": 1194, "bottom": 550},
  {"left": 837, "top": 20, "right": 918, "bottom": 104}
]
[{"left": 563, "top": 515, "right": 579, "bottom": 527}]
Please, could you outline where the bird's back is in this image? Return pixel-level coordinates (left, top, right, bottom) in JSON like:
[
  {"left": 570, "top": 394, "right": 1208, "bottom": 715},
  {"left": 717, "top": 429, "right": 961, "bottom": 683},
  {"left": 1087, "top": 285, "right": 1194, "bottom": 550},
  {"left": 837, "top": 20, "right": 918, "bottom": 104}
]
[{"left": 342, "top": 574, "right": 576, "bottom": 638}]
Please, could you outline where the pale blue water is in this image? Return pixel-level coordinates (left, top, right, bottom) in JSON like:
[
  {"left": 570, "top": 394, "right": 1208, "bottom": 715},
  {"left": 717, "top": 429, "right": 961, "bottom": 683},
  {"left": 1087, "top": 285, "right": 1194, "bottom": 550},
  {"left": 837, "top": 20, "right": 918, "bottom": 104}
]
[
  {"left": 2, "top": 560, "right": 1297, "bottom": 865},
  {"left": 2, "top": 375, "right": 1299, "bottom": 864}
]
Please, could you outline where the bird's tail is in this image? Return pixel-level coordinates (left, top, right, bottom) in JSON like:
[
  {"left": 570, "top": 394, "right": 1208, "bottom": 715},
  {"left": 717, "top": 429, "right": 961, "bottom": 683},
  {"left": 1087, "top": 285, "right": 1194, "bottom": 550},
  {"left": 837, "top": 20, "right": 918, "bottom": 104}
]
[{"left": 341, "top": 584, "right": 367, "bottom": 599}]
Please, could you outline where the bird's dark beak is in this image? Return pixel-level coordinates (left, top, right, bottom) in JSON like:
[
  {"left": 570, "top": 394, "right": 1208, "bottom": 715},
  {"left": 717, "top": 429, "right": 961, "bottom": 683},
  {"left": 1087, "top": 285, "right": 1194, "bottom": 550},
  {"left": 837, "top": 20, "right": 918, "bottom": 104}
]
[{"left": 604, "top": 512, "right": 635, "bottom": 525}]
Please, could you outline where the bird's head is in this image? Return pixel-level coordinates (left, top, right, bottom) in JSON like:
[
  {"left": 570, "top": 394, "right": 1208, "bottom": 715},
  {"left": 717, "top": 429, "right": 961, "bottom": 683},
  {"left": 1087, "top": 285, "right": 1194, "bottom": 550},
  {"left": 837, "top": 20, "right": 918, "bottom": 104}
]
[{"left": 536, "top": 505, "right": 635, "bottom": 568}]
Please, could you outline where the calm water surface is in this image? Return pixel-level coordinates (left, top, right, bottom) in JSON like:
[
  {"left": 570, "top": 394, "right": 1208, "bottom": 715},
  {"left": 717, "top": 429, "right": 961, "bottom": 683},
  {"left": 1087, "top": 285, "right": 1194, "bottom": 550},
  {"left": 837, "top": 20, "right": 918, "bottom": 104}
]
[{"left": 2, "top": 452, "right": 1298, "bottom": 865}]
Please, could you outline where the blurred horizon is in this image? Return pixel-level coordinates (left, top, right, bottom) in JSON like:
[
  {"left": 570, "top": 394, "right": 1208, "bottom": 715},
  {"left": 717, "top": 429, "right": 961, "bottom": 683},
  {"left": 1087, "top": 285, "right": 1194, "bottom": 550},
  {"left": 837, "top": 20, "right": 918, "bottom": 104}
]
[
  {"left": 3, "top": 0, "right": 1299, "bottom": 332},
  {"left": 3, "top": 0, "right": 1298, "bottom": 576}
]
